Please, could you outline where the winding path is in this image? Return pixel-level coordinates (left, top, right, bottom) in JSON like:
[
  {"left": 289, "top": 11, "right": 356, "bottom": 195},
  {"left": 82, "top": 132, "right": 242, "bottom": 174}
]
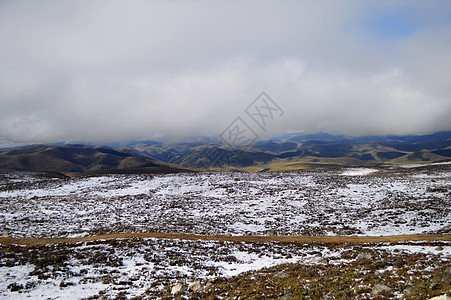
[{"left": 1, "top": 233, "right": 450, "bottom": 248}]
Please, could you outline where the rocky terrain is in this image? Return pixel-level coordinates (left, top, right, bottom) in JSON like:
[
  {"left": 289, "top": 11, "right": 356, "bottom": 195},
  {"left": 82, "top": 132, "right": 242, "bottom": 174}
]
[
  {"left": 0, "top": 164, "right": 449, "bottom": 238},
  {"left": 0, "top": 162, "right": 449, "bottom": 299},
  {"left": 0, "top": 238, "right": 450, "bottom": 299}
]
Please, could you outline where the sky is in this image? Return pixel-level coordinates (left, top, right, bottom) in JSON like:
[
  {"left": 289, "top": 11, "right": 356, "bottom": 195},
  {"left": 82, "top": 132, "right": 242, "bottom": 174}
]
[{"left": 1, "top": 0, "right": 451, "bottom": 146}]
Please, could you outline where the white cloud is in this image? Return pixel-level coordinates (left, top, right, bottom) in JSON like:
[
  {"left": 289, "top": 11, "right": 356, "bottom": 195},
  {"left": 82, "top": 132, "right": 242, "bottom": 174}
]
[{"left": 0, "top": 0, "right": 450, "bottom": 144}]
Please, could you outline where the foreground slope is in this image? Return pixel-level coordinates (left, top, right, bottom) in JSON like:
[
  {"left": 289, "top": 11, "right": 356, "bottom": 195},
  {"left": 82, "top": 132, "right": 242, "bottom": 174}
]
[{"left": 0, "top": 233, "right": 449, "bottom": 299}]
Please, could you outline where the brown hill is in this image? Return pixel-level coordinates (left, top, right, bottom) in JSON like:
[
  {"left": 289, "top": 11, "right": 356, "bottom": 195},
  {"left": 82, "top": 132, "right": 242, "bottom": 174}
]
[{"left": 0, "top": 144, "right": 192, "bottom": 174}]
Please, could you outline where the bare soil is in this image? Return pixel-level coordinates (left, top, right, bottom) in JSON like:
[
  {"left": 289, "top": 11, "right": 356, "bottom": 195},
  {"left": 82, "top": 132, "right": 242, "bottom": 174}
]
[{"left": 1, "top": 232, "right": 450, "bottom": 248}]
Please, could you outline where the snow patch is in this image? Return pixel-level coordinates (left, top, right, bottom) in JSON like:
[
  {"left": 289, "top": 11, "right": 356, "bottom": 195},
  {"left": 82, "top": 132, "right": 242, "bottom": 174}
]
[{"left": 340, "top": 168, "right": 378, "bottom": 176}]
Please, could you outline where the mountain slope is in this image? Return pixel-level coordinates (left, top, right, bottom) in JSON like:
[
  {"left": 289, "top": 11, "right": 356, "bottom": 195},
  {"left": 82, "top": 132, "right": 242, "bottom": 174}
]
[
  {"left": 0, "top": 144, "right": 192, "bottom": 174},
  {"left": 122, "top": 131, "right": 451, "bottom": 170}
]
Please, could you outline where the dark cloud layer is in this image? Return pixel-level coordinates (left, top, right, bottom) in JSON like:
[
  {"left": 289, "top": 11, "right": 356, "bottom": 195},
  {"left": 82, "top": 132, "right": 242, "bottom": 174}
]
[{"left": 1, "top": 0, "right": 450, "bottom": 147}]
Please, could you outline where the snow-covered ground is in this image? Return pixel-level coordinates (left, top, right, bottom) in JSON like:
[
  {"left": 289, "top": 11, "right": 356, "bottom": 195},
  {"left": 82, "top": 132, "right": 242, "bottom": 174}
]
[
  {"left": 396, "top": 161, "right": 451, "bottom": 168},
  {"left": 0, "top": 166, "right": 450, "bottom": 299},
  {"left": 0, "top": 165, "right": 450, "bottom": 238},
  {"left": 0, "top": 238, "right": 314, "bottom": 299},
  {"left": 0, "top": 237, "right": 449, "bottom": 299},
  {"left": 340, "top": 168, "right": 378, "bottom": 176}
]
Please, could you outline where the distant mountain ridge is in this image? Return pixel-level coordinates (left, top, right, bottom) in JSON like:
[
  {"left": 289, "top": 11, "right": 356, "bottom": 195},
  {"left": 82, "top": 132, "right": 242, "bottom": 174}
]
[
  {"left": 1, "top": 131, "right": 450, "bottom": 173},
  {"left": 119, "top": 131, "right": 451, "bottom": 170}
]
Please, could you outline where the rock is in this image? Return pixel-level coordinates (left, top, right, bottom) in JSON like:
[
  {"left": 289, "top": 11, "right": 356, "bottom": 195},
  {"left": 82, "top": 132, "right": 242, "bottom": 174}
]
[
  {"left": 59, "top": 281, "right": 75, "bottom": 288},
  {"left": 393, "top": 259, "right": 405, "bottom": 267},
  {"left": 430, "top": 283, "right": 440, "bottom": 290},
  {"left": 338, "top": 230, "right": 354, "bottom": 236},
  {"left": 141, "top": 228, "right": 148, "bottom": 233},
  {"left": 266, "top": 229, "right": 276, "bottom": 236},
  {"left": 323, "top": 292, "right": 334, "bottom": 299},
  {"left": 443, "top": 266, "right": 451, "bottom": 281},
  {"left": 188, "top": 281, "right": 201, "bottom": 292},
  {"left": 403, "top": 285, "right": 413, "bottom": 295},
  {"left": 278, "top": 293, "right": 294, "bottom": 299},
  {"left": 171, "top": 283, "right": 184, "bottom": 295},
  {"left": 429, "top": 295, "right": 451, "bottom": 300},
  {"left": 7, "top": 283, "right": 23, "bottom": 292},
  {"left": 356, "top": 253, "right": 372, "bottom": 260},
  {"left": 435, "top": 246, "right": 444, "bottom": 251},
  {"left": 317, "top": 258, "right": 329, "bottom": 264},
  {"left": 205, "top": 282, "right": 213, "bottom": 290},
  {"left": 371, "top": 284, "right": 391, "bottom": 295},
  {"left": 273, "top": 271, "right": 289, "bottom": 279},
  {"left": 2, "top": 233, "right": 9, "bottom": 237}
]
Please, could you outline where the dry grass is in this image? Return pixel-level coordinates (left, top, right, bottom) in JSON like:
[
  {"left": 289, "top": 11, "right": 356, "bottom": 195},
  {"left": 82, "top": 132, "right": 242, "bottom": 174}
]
[{"left": 193, "top": 253, "right": 451, "bottom": 299}]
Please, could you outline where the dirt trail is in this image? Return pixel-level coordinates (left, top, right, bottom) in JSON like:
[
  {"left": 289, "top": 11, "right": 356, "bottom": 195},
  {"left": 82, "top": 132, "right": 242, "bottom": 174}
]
[{"left": 0, "top": 232, "right": 450, "bottom": 247}]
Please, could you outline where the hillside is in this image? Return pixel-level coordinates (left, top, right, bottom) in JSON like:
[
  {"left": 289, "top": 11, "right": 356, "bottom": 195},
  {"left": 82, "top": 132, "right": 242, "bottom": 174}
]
[
  {"left": 0, "top": 144, "right": 192, "bottom": 174},
  {"left": 121, "top": 131, "right": 451, "bottom": 170}
]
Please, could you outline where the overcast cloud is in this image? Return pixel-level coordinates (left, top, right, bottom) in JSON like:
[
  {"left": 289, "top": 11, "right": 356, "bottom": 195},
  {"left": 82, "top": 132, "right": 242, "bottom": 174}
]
[{"left": 1, "top": 0, "right": 450, "bottom": 146}]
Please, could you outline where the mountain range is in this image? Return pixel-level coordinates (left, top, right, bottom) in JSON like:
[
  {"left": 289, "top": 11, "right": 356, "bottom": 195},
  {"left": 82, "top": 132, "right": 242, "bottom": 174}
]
[
  {"left": 117, "top": 131, "right": 451, "bottom": 171},
  {"left": 1, "top": 131, "right": 450, "bottom": 174}
]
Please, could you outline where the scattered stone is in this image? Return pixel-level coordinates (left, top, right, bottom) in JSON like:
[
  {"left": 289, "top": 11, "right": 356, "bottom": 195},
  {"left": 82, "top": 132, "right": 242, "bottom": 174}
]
[
  {"left": 356, "top": 253, "right": 372, "bottom": 260},
  {"left": 278, "top": 292, "right": 294, "bottom": 299},
  {"left": 443, "top": 266, "right": 451, "bottom": 281},
  {"left": 323, "top": 292, "right": 334, "bottom": 299},
  {"left": 82, "top": 242, "right": 87, "bottom": 247},
  {"left": 7, "top": 283, "right": 23, "bottom": 292},
  {"left": 171, "top": 283, "right": 184, "bottom": 295},
  {"left": 338, "top": 229, "right": 354, "bottom": 236},
  {"left": 371, "top": 284, "right": 391, "bottom": 295},
  {"left": 273, "top": 271, "right": 289, "bottom": 279},
  {"left": 205, "top": 282, "right": 213, "bottom": 290},
  {"left": 393, "top": 258, "right": 405, "bottom": 267},
  {"left": 266, "top": 229, "right": 276, "bottom": 236},
  {"left": 141, "top": 228, "right": 148, "bottom": 233},
  {"left": 403, "top": 285, "right": 414, "bottom": 295},
  {"left": 430, "top": 283, "right": 440, "bottom": 290},
  {"left": 2, "top": 233, "right": 9, "bottom": 237},
  {"left": 188, "top": 281, "right": 201, "bottom": 292},
  {"left": 59, "top": 281, "right": 75, "bottom": 288},
  {"left": 436, "top": 246, "right": 444, "bottom": 251},
  {"left": 317, "top": 258, "right": 329, "bottom": 264}
]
